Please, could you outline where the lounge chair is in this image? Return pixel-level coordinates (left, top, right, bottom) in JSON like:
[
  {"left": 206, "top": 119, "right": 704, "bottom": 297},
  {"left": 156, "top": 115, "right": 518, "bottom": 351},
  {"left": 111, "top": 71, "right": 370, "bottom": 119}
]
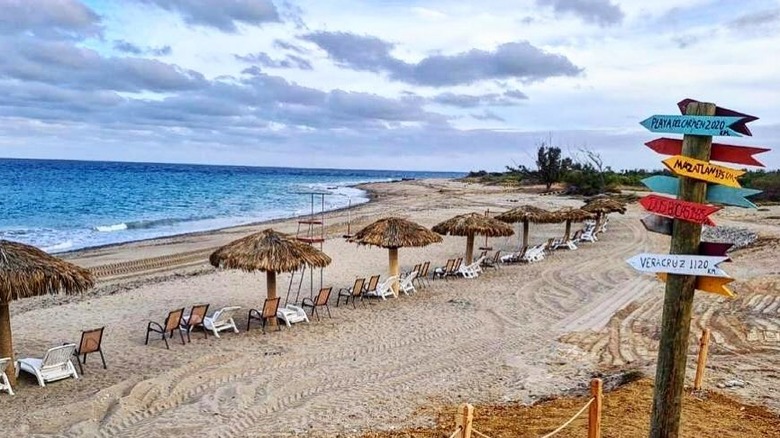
[
  {"left": 501, "top": 246, "right": 526, "bottom": 263},
  {"left": 145, "top": 308, "right": 186, "bottom": 349},
  {"left": 482, "top": 251, "right": 501, "bottom": 270},
  {"left": 180, "top": 304, "right": 210, "bottom": 342},
  {"left": 398, "top": 270, "right": 417, "bottom": 295},
  {"left": 521, "top": 244, "right": 545, "bottom": 263},
  {"left": 0, "top": 357, "right": 13, "bottom": 395},
  {"left": 432, "top": 259, "right": 454, "bottom": 281},
  {"left": 73, "top": 327, "right": 107, "bottom": 375},
  {"left": 248, "top": 297, "right": 282, "bottom": 333},
  {"left": 415, "top": 261, "right": 431, "bottom": 288},
  {"left": 361, "top": 275, "right": 381, "bottom": 298},
  {"left": 16, "top": 344, "right": 78, "bottom": 387},
  {"left": 580, "top": 227, "right": 597, "bottom": 243},
  {"left": 202, "top": 306, "right": 241, "bottom": 338},
  {"left": 364, "top": 276, "right": 397, "bottom": 300},
  {"left": 337, "top": 277, "right": 366, "bottom": 308},
  {"left": 276, "top": 301, "right": 309, "bottom": 327},
  {"left": 302, "top": 287, "right": 333, "bottom": 320}
]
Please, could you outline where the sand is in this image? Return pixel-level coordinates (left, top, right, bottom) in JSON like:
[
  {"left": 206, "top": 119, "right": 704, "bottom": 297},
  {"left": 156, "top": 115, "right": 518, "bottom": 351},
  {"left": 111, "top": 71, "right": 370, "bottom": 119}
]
[{"left": 0, "top": 179, "right": 777, "bottom": 437}]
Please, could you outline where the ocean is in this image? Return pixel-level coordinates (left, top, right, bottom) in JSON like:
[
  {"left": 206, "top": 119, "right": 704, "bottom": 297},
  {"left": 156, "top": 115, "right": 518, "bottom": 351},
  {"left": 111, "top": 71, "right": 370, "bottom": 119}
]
[{"left": 0, "top": 159, "right": 462, "bottom": 253}]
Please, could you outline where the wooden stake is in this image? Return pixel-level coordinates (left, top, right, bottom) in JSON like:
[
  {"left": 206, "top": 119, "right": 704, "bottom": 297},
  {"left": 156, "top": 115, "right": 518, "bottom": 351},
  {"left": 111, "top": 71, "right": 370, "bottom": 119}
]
[
  {"left": 694, "top": 328, "right": 711, "bottom": 390},
  {"left": 589, "top": 378, "right": 603, "bottom": 438},
  {"left": 456, "top": 403, "right": 474, "bottom": 438},
  {"left": 650, "top": 101, "right": 716, "bottom": 438},
  {"left": 388, "top": 247, "right": 399, "bottom": 296},
  {"left": 465, "top": 233, "right": 475, "bottom": 265},
  {"left": 0, "top": 303, "right": 15, "bottom": 386}
]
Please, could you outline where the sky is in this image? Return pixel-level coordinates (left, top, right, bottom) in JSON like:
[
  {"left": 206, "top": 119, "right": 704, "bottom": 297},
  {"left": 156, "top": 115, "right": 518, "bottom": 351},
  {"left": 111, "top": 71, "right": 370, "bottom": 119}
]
[{"left": 0, "top": 0, "right": 779, "bottom": 172}]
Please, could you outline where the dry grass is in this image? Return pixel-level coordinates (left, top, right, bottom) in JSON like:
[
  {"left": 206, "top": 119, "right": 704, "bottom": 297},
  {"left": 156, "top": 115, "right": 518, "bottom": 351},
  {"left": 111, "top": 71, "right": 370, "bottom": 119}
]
[{"left": 360, "top": 378, "right": 780, "bottom": 438}]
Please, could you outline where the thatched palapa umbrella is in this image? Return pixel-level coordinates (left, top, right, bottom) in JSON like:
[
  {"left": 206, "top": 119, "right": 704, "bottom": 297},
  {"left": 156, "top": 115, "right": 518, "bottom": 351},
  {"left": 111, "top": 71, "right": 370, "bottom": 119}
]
[
  {"left": 0, "top": 240, "right": 94, "bottom": 386},
  {"left": 209, "top": 229, "right": 331, "bottom": 306},
  {"left": 495, "top": 205, "right": 556, "bottom": 247},
  {"left": 553, "top": 208, "right": 596, "bottom": 240},
  {"left": 432, "top": 213, "right": 514, "bottom": 264},
  {"left": 350, "top": 217, "right": 442, "bottom": 294},
  {"left": 582, "top": 198, "right": 626, "bottom": 230}
]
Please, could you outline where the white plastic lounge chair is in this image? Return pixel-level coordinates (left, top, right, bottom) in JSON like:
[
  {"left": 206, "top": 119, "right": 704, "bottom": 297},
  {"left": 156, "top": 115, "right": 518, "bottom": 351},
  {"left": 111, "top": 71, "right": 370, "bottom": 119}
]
[
  {"left": 365, "top": 276, "right": 397, "bottom": 300},
  {"left": 16, "top": 344, "right": 78, "bottom": 387},
  {"left": 580, "top": 227, "right": 597, "bottom": 243},
  {"left": 521, "top": 244, "right": 546, "bottom": 263},
  {"left": 0, "top": 357, "right": 13, "bottom": 395},
  {"left": 458, "top": 256, "right": 485, "bottom": 279},
  {"left": 202, "top": 306, "right": 241, "bottom": 338},
  {"left": 398, "top": 271, "right": 418, "bottom": 295},
  {"left": 277, "top": 303, "right": 310, "bottom": 327}
]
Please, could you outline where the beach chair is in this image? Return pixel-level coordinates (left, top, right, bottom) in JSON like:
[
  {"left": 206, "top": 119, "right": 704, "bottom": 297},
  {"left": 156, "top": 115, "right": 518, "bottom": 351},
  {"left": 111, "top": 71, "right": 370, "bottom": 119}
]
[
  {"left": 459, "top": 256, "right": 485, "bottom": 279},
  {"left": 337, "top": 277, "right": 365, "bottom": 308},
  {"left": 202, "top": 306, "right": 241, "bottom": 338},
  {"left": 365, "top": 276, "right": 397, "bottom": 300},
  {"left": 482, "top": 250, "right": 501, "bottom": 270},
  {"left": 432, "top": 259, "right": 454, "bottom": 281},
  {"left": 361, "top": 275, "right": 381, "bottom": 298},
  {"left": 145, "top": 308, "right": 185, "bottom": 349},
  {"left": 398, "top": 270, "right": 417, "bottom": 295},
  {"left": 277, "top": 301, "right": 309, "bottom": 327},
  {"left": 448, "top": 257, "right": 463, "bottom": 280},
  {"left": 302, "top": 287, "right": 333, "bottom": 321},
  {"left": 248, "top": 297, "right": 282, "bottom": 333},
  {"left": 0, "top": 357, "right": 13, "bottom": 395},
  {"left": 521, "top": 244, "right": 545, "bottom": 263},
  {"left": 501, "top": 246, "right": 526, "bottom": 263},
  {"left": 415, "top": 261, "right": 431, "bottom": 288},
  {"left": 16, "top": 344, "right": 78, "bottom": 387},
  {"left": 180, "top": 304, "right": 210, "bottom": 342},
  {"left": 72, "top": 327, "right": 107, "bottom": 375},
  {"left": 580, "top": 227, "right": 597, "bottom": 243}
]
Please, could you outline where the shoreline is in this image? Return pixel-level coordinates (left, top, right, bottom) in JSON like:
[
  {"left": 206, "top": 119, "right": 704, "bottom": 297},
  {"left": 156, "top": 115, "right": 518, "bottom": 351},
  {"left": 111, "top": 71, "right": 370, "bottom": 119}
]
[{"left": 56, "top": 179, "right": 388, "bottom": 262}]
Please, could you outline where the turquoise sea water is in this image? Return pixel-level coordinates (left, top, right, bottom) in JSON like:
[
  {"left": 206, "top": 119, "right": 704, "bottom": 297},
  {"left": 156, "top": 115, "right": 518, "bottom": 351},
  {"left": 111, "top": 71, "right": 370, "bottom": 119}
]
[{"left": 0, "top": 159, "right": 462, "bottom": 253}]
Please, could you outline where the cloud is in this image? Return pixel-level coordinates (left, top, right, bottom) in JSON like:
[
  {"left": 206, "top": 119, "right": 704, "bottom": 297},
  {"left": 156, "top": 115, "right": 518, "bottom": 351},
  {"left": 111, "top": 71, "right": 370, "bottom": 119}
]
[
  {"left": 471, "top": 110, "right": 505, "bottom": 122},
  {"left": 234, "top": 51, "right": 312, "bottom": 70},
  {"left": 0, "top": 37, "right": 205, "bottom": 92},
  {"left": 536, "top": 0, "right": 624, "bottom": 27},
  {"left": 729, "top": 8, "right": 780, "bottom": 34},
  {"left": 0, "top": 0, "right": 101, "bottom": 39},
  {"left": 431, "top": 90, "right": 528, "bottom": 108},
  {"left": 302, "top": 31, "right": 582, "bottom": 86},
  {"left": 114, "top": 40, "right": 173, "bottom": 56},
  {"left": 135, "top": 0, "right": 280, "bottom": 32},
  {"left": 273, "top": 39, "right": 308, "bottom": 54}
]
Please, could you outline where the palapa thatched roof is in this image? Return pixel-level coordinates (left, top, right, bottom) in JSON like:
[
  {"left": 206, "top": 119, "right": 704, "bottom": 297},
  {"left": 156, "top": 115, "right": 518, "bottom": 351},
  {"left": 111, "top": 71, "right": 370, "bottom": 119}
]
[
  {"left": 432, "top": 213, "right": 514, "bottom": 237},
  {"left": 551, "top": 208, "right": 596, "bottom": 222},
  {"left": 351, "top": 217, "right": 442, "bottom": 248},
  {"left": 495, "top": 205, "right": 557, "bottom": 224},
  {"left": 210, "top": 229, "right": 331, "bottom": 273},
  {"left": 582, "top": 198, "right": 627, "bottom": 214},
  {"left": 0, "top": 240, "right": 94, "bottom": 303}
]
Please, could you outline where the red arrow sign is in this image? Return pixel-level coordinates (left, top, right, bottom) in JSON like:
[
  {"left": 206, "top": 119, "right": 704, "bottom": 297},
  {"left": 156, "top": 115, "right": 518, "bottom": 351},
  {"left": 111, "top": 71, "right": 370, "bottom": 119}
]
[
  {"left": 645, "top": 138, "right": 768, "bottom": 167},
  {"left": 699, "top": 242, "right": 733, "bottom": 261},
  {"left": 640, "top": 195, "right": 721, "bottom": 226},
  {"left": 678, "top": 98, "right": 758, "bottom": 136}
]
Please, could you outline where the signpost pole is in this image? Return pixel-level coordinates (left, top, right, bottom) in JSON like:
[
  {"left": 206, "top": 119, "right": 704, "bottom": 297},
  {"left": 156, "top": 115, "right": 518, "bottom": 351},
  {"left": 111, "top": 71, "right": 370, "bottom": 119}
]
[{"left": 649, "top": 101, "right": 716, "bottom": 437}]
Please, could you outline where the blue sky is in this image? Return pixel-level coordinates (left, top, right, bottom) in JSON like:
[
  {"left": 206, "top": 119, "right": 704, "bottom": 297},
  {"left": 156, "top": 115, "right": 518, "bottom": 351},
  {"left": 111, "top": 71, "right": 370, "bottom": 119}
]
[{"left": 0, "top": 0, "right": 778, "bottom": 171}]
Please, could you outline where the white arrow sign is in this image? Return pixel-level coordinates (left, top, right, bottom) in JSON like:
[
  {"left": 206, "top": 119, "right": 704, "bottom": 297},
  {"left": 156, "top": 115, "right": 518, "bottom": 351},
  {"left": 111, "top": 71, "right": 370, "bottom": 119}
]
[{"left": 626, "top": 253, "right": 729, "bottom": 278}]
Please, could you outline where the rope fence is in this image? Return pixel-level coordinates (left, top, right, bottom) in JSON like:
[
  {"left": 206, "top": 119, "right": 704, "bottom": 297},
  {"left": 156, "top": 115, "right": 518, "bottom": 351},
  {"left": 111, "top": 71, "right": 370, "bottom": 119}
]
[{"left": 447, "top": 378, "right": 603, "bottom": 438}]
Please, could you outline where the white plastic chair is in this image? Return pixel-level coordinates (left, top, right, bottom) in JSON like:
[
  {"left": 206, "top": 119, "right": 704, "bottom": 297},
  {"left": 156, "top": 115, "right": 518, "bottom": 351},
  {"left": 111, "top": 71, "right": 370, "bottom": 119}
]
[
  {"left": 17, "top": 344, "right": 78, "bottom": 387},
  {"left": 366, "top": 276, "right": 397, "bottom": 300},
  {"left": 277, "top": 304, "right": 310, "bottom": 327},
  {"left": 203, "top": 306, "right": 241, "bottom": 337},
  {"left": 399, "top": 271, "right": 418, "bottom": 295},
  {"left": 1, "top": 357, "right": 14, "bottom": 395}
]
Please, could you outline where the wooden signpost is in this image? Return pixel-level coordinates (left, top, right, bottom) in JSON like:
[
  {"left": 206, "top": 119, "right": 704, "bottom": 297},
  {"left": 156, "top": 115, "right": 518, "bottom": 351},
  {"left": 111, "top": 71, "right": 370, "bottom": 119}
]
[
  {"left": 639, "top": 194, "right": 720, "bottom": 226},
  {"left": 626, "top": 253, "right": 729, "bottom": 277},
  {"left": 662, "top": 155, "right": 745, "bottom": 188},
  {"left": 645, "top": 138, "right": 768, "bottom": 167},
  {"left": 637, "top": 100, "right": 763, "bottom": 438},
  {"left": 641, "top": 175, "right": 762, "bottom": 208},
  {"left": 639, "top": 115, "right": 747, "bottom": 137},
  {"left": 656, "top": 273, "right": 735, "bottom": 298}
]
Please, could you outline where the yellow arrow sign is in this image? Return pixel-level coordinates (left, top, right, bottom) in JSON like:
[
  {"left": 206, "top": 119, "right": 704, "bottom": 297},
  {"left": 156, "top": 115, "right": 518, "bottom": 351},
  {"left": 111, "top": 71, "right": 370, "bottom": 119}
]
[
  {"left": 656, "top": 273, "right": 736, "bottom": 298},
  {"left": 662, "top": 155, "right": 745, "bottom": 188}
]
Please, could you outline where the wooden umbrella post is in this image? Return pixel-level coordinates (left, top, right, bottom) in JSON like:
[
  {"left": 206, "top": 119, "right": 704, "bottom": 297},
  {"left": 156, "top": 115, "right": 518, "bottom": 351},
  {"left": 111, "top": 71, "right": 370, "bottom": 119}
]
[
  {"left": 389, "top": 247, "right": 399, "bottom": 295},
  {"left": 650, "top": 101, "right": 715, "bottom": 437},
  {"left": 267, "top": 271, "right": 278, "bottom": 326},
  {"left": 564, "top": 220, "right": 572, "bottom": 241},
  {"left": 694, "top": 328, "right": 712, "bottom": 390},
  {"left": 465, "top": 233, "right": 475, "bottom": 265},
  {"left": 523, "top": 220, "right": 529, "bottom": 248},
  {"left": 0, "top": 303, "right": 15, "bottom": 386},
  {"left": 589, "top": 378, "right": 603, "bottom": 438}
]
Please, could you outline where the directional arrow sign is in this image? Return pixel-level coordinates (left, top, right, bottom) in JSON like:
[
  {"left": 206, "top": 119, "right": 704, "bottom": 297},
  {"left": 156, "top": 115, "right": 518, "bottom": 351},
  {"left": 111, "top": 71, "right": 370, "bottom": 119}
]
[
  {"left": 640, "top": 115, "right": 746, "bottom": 137},
  {"left": 645, "top": 138, "right": 769, "bottom": 167},
  {"left": 626, "top": 253, "right": 729, "bottom": 277},
  {"left": 641, "top": 214, "right": 673, "bottom": 235},
  {"left": 699, "top": 242, "right": 733, "bottom": 259},
  {"left": 656, "top": 273, "right": 736, "bottom": 298},
  {"left": 662, "top": 155, "right": 745, "bottom": 188},
  {"left": 640, "top": 194, "right": 720, "bottom": 226},
  {"left": 641, "top": 176, "right": 762, "bottom": 209},
  {"left": 678, "top": 98, "right": 758, "bottom": 136}
]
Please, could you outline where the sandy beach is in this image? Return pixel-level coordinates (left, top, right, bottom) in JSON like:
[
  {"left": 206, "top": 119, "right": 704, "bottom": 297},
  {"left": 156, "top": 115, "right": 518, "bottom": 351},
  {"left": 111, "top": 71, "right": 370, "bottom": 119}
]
[{"left": 1, "top": 179, "right": 778, "bottom": 437}]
